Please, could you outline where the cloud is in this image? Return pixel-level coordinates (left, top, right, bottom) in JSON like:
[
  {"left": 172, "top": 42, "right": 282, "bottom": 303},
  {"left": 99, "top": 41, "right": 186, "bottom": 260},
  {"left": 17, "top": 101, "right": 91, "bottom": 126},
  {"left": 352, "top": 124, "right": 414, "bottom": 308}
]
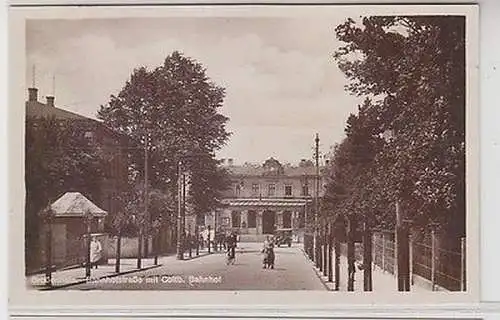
[{"left": 26, "top": 17, "right": 362, "bottom": 163}]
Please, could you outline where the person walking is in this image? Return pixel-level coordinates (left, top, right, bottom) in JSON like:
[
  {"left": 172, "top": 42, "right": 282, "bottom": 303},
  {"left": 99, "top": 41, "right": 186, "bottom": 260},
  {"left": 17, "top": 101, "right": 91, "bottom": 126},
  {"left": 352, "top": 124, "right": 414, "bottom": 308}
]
[
  {"left": 262, "top": 235, "right": 275, "bottom": 269},
  {"left": 90, "top": 236, "right": 103, "bottom": 269}
]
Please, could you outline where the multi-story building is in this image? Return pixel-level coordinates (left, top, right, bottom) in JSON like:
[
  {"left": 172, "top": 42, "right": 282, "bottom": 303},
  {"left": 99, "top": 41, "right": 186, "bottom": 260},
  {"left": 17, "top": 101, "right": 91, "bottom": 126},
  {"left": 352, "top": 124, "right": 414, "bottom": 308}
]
[
  {"left": 211, "top": 157, "right": 326, "bottom": 241},
  {"left": 25, "top": 87, "right": 130, "bottom": 271},
  {"left": 25, "top": 87, "right": 129, "bottom": 214}
]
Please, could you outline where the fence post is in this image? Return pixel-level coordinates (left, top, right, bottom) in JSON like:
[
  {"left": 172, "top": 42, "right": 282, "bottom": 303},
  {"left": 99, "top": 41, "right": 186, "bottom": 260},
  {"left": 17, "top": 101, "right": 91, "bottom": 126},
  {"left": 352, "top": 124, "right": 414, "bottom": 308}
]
[
  {"left": 409, "top": 235, "right": 414, "bottom": 286},
  {"left": 460, "top": 237, "right": 466, "bottom": 291},
  {"left": 431, "top": 229, "right": 436, "bottom": 291},
  {"left": 382, "top": 233, "right": 386, "bottom": 273}
]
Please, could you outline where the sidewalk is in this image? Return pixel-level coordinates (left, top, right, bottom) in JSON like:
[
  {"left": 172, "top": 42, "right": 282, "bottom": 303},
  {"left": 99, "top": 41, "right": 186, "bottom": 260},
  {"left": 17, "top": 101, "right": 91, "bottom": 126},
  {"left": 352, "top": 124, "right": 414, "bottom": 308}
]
[
  {"left": 304, "top": 249, "right": 431, "bottom": 292},
  {"left": 27, "top": 247, "right": 214, "bottom": 290}
]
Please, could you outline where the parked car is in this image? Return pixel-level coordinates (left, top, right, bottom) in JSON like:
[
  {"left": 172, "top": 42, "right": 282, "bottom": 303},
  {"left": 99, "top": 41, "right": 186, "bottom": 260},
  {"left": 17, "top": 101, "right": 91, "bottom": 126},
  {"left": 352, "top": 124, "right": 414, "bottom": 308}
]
[{"left": 274, "top": 228, "right": 293, "bottom": 247}]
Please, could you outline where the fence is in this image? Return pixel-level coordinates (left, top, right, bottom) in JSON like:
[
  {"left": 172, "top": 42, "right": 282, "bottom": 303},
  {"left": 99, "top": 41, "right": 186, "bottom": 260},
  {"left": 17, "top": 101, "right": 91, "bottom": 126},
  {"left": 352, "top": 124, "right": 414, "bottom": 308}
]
[{"left": 371, "top": 231, "right": 466, "bottom": 291}]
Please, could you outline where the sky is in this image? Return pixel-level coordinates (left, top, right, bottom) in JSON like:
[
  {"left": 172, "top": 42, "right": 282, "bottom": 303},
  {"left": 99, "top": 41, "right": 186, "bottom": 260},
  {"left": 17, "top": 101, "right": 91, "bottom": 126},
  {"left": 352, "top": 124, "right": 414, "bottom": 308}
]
[{"left": 26, "top": 17, "right": 363, "bottom": 165}]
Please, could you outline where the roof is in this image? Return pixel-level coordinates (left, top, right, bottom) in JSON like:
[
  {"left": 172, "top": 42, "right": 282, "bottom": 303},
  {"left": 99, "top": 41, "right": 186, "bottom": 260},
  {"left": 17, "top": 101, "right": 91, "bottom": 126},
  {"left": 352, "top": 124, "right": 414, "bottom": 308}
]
[
  {"left": 221, "top": 198, "right": 312, "bottom": 207},
  {"left": 25, "top": 100, "right": 129, "bottom": 143},
  {"left": 50, "top": 192, "right": 107, "bottom": 217},
  {"left": 26, "top": 100, "right": 97, "bottom": 122}
]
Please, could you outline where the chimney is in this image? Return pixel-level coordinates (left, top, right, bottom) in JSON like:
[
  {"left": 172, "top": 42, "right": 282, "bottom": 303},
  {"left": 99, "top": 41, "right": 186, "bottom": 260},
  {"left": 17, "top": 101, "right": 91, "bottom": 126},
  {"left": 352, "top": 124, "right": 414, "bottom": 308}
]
[
  {"left": 28, "top": 87, "right": 38, "bottom": 102},
  {"left": 46, "top": 95, "right": 55, "bottom": 107},
  {"left": 325, "top": 159, "right": 330, "bottom": 166},
  {"left": 228, "top": 158, "right": 234, "bottom": 166},
  {"left": 220, "top": 158, "right": 226, "bottom": 165}
]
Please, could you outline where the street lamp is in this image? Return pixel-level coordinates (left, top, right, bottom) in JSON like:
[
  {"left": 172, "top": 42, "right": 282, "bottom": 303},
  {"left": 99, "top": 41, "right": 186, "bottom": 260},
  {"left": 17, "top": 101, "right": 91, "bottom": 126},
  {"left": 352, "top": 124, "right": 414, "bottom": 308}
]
[{"left": 314, "top": 133, "right": 321, "bottom": 269}]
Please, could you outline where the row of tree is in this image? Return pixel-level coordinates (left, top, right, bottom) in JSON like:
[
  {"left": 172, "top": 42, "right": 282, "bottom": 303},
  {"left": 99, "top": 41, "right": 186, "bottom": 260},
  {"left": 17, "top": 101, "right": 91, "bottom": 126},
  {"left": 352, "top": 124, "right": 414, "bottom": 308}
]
[{"left": 322, "top": 16, "right": 466, "bottom": 244}]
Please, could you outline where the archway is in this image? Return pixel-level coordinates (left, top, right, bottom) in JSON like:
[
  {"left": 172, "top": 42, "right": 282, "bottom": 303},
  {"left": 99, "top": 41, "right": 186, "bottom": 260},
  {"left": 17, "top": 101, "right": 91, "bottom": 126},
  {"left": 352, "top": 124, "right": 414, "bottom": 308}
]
[{"left": 262, "top": 210, "right": 276, "bottom": 234}]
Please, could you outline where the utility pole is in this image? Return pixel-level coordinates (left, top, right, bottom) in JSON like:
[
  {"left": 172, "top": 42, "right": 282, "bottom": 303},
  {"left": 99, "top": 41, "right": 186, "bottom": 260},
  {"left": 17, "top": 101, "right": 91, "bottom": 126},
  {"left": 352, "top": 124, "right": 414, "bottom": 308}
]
[
  {"left": 144, "top": 134, "right": 149, "bottom": 259},
  {"left": 314, "top": 133, "right": 320, "bottom": 269},
  {"left": 176, "top": 161, "right": 185, "bottom": 260}
]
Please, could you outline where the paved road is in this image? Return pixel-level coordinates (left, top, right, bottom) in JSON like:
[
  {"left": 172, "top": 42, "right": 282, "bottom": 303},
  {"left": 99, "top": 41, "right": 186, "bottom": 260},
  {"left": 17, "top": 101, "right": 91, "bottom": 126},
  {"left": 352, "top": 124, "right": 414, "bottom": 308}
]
[{"left": 69, "top": 242, "right": 327, "bottom": 290}]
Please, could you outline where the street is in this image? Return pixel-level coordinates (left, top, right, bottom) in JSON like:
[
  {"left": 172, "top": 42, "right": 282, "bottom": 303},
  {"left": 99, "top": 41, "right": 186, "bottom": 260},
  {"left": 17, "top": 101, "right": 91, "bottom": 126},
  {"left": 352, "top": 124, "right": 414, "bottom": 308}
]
[{"left": 69, "top": 243, "right": 327, "bottom": 290}]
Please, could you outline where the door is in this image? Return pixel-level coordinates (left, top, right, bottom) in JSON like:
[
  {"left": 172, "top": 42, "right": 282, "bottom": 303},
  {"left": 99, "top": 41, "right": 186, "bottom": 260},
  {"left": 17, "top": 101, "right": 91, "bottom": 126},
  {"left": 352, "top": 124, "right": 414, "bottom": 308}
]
[{"left": 262, "top": 210, "right": 276, "bottom": 234}]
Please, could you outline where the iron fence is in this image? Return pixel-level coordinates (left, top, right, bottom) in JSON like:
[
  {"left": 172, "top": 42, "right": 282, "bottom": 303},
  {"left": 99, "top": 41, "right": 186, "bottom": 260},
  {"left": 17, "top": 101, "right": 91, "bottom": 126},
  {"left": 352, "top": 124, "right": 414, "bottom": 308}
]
[{"left": 371, "top": 231, "right": 465, "bottom": 291}]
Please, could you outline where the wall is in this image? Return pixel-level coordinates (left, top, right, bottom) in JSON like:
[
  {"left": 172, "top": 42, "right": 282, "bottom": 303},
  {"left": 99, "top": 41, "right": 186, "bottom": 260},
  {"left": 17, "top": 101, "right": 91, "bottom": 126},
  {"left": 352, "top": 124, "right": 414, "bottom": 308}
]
[{"left": 107, "top": 236, "right": 153, "bottom": 259}]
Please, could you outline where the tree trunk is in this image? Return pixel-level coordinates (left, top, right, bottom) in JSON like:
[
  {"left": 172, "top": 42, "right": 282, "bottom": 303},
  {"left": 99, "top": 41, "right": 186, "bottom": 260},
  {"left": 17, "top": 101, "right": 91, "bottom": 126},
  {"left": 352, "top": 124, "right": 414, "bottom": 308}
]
[
  {"left": 363, "top": 224, "right": 373, "bottom": 291},
  {"left": 323, "top": 224, "right": 328, "bottom": 277},
  {"left": 328, "top": 223, "right": 333, "bottom": 282},
  {"left": 115, "top": 235, "right": 122, "bottom": 273},
  {"left": 334, "top": 238, "right": 340, "bottom": 291},
  {"left": 397, "top": 224, "right": 410, "bottom": 291},
  {"left": 347, "top": 217, "right": 356, "bottom": 291}
]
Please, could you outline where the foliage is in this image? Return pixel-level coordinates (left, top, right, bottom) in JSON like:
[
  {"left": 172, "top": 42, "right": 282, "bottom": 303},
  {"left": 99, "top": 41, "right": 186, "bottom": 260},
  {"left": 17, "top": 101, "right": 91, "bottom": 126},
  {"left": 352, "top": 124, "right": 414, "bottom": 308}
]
[
  {"left": 25, "top": 115, "right": 107, "bottom": 268},
  {"left": 97, "top": 51, "right": 231, "bottom": 222},
  {"left": 323, "top": 16, "right": 466, "bottom": 235}
]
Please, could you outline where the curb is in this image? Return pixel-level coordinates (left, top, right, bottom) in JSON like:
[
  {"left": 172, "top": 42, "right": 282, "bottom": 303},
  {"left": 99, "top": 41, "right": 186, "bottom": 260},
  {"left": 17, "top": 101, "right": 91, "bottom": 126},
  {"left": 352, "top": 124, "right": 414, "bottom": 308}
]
[
  {"left": 299, "top": 248, "right": 333, "bottom": 291},
  {"left": 37, "top": 264, "right": 164, "bottom": 291}
]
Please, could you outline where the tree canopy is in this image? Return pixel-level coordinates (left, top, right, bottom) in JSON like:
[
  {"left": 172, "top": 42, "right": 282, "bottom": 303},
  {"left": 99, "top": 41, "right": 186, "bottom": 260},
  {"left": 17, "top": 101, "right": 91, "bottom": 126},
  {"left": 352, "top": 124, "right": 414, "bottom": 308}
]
[
  {"left": 97, "top": 51, "right": 231, "bottom": 221},
  {"left": 323, "top": 16, "right": 466, "bottom": 236}
]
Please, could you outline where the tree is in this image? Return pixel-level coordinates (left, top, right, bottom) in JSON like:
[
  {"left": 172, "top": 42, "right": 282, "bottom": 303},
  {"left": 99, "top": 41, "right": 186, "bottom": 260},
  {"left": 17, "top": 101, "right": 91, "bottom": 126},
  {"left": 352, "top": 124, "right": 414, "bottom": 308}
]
[
  {"left": 331, "top": 16, "right": 466, "bottom": 236},
  {"left": 97, "top": 51, "right": 231, "bottom": 220}
]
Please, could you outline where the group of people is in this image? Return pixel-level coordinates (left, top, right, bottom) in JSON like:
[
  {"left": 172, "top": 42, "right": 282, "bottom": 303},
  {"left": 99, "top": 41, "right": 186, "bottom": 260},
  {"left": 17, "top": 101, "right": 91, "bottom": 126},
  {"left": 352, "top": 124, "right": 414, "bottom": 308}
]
[
  {"left": 222, "top": 233, "right": 276, "bottom": 269},
  {"left": 262, "top": 236, "right": 275, "bottom": 269}
]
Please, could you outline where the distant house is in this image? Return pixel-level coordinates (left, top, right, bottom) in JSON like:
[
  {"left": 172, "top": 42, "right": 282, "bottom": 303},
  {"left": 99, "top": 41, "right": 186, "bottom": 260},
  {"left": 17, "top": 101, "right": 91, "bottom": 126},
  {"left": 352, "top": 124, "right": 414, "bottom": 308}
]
[
  {"left": 25, "top": 87, "right": 129, "bottom": 217},
  {"left": 211, "top": 157, "right": 326, "bottom": 241}
]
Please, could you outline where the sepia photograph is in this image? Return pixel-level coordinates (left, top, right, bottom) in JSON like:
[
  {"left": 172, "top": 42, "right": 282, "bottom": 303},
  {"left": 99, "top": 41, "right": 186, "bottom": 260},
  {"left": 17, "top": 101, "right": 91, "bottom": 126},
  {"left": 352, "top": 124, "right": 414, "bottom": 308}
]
[{"left": 9, "top": 3, "right": 479, "bottom": 306}]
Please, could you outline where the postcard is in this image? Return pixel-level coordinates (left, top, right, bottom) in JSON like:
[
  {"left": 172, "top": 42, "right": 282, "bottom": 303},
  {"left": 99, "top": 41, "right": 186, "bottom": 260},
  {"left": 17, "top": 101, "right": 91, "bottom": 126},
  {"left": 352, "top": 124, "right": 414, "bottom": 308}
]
[{"left": 8, "top": 3, "right": 479, "bottom": 313}]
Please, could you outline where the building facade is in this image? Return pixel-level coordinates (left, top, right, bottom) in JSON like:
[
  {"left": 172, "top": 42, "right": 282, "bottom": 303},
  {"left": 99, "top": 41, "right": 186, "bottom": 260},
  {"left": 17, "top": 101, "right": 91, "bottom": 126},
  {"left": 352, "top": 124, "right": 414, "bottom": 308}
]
[
  {"left": 25, "top": 87, "right": 129, "bottom": 216},
  {"left": 211, "top": 157, "right": 326, "bottom": 240}
]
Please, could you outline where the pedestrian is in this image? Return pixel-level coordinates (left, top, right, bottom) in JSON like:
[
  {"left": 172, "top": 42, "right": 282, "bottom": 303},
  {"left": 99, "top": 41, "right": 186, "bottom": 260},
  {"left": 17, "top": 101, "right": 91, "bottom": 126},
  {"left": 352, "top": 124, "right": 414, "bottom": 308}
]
[
  {"left": 90, "top": 235, "right": 103, "bottom": 269},
  {"left": 262, "top": 235, "right": 275, "bottom": 269}
]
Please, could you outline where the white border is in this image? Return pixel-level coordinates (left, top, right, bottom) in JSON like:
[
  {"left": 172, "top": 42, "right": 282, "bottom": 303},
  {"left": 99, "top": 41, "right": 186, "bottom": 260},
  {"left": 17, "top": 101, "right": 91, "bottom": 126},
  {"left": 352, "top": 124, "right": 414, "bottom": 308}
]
[{"left": 6, "top": 1, "right": 487, "bottom": 317}]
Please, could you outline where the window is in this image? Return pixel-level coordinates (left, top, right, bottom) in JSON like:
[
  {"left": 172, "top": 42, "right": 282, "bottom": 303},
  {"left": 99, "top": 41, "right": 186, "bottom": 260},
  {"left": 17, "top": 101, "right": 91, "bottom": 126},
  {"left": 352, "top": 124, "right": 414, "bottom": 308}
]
[
  {"left": 285, "top": 185, "right": 293, "bottom": 197},
  {"left": 235, "top": 184, "right": 241, "bottom": 197},
  {"left": 247, "top": 211, "right": 257, "bottom": 228},
  {"left": 268, "top": 184, "right": 276, "bottom": 196},
  {"left": 302, "top": 185, "right": 309, "bottom": 196},
  {"left": 231, "top": 211, "right": 241, "bottom": 228},
  {"left": 84, "top": 131, "right": 94, "bottom": 139},
  {"left": 252, "top": 184, "right": 259, "bottom": 196}
]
